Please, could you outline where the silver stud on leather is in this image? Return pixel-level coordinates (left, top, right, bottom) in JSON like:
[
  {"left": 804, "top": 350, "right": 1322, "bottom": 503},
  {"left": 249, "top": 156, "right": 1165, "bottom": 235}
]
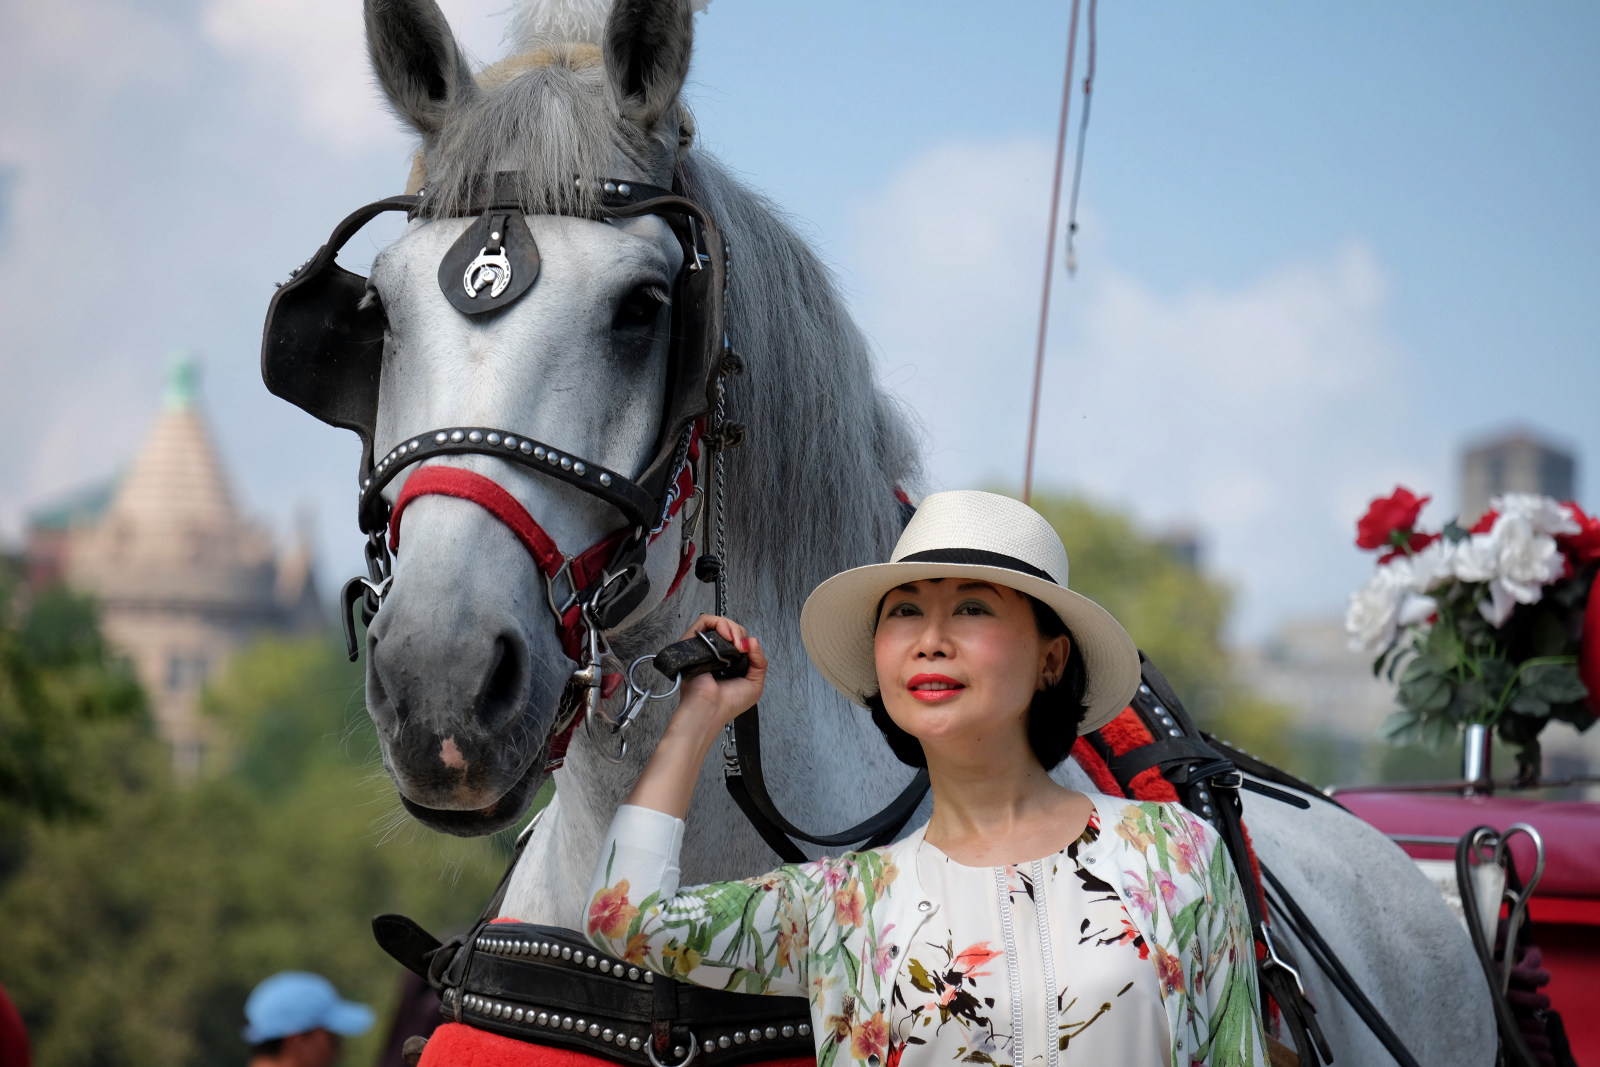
[
  {"left": 586, "top": 954, "right": 597, "bottom": 967},
  {"left": 733, "top": 1033, "right": 746, "bottom": 1045},
  {"left": 521, "top": 441, "right": 533, "bottom": 454},
  {"left": 600, "top": 473, "right": 613, "bottom": 487},
  {"left": 643, "top": 972, "right": 654, "bottom": 983},
  {"left": 628, "top": 967, "right": 641, "bottom": 981},
  {"left": 535, "top": 446, "right": 547, "bottom": 460},
  {"left": 574, "top": 462, "right": 587, "bottom": 476},
  {"left": 435, "top": 432, "right": 448, "bottom": 444},
  {"left": 561, "top": 947, "right": 573, "bottom": 960},
  {"left": 765, "top": 1027, "right": 777, "bottom": 1040},
  {"left": 798, "top": 1024, "right": 811, "bottom": 1036},
  {"left": 631, "top": 1037, "right": 644, "bottom": 1050},
  {"left": 450, "top": 430, "right": 465, "bottom": 443},
  {"left": 468, "top": 430, "right": 483, "bottom": 443},
  {"left": 538, "top": 1012, "right": 550, "bottom": 1026},
  {"left": 514, "top": 1008, "right": 525, "bottom": 1022},
  {"left": 589, "top": 1024, "right": 601, "bottom": 1037},
  {"left": 618, "top": 183, "right": 632, "bottom": 196},
  {"left": 487, "top": 433, "right": 501, "bottom": 445},
  {"left": 718, "top": 1036, "right": 731, "bottom": 1049},
  {"left": 781, "top": 1026, "right": 795, "bottom": 1038},
  {"left": 562, "top": 1016, "right": 574, "bottom": 1030},
  {"left": 603, "top": 1029, "right": 614, "bottom": 1042}
]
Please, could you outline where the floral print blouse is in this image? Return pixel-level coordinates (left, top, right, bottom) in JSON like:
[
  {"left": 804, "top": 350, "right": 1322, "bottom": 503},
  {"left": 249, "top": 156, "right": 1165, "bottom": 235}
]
[
  {"left": 585, "top": 793, "right": 1265, "bottom": 1067},
  {"left": 895, "top": 815, "right": 1171, "bottom": 1067}
]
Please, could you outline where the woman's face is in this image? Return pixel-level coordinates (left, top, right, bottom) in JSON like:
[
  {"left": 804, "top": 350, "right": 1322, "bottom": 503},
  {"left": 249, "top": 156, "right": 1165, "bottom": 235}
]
[{"left": 873, "top": 578, "right": 1069, "bottom": 759}]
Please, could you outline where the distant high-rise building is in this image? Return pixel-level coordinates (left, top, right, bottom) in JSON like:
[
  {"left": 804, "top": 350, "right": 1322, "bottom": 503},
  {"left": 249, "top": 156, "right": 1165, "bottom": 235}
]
[
  {"left": 27, "top": 358, "right": 322, "bottom": 776},
  {"left": 1460, "top": 431, "right": 1576, "bottom": 524}
]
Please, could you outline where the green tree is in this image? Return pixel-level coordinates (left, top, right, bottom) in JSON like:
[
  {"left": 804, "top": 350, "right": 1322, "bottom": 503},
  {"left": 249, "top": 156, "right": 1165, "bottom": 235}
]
[
  {"left": 1027, "top": 493, "right": 1297, "bottom": 768},
  {"left": 0, "top": 579, "right": 145, "bottom": 831},
  {"left": 0, "top": 631, "right": 506, "bottom": 1067}
]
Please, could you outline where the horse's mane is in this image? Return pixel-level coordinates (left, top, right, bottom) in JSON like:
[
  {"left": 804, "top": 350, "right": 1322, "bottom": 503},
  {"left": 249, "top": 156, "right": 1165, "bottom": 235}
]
[{"left": 678, "top": 152, "right": 923, "bottom": 638}]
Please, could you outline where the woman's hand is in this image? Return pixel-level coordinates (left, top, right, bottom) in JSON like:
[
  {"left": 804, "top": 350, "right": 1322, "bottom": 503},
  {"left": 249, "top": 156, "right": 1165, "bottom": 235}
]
[
  {"left": 668, "top": 615, "right": 768, "bottom": 738},
  {"left": 622, "top": 615, "right": 767, "bottom": 821}
]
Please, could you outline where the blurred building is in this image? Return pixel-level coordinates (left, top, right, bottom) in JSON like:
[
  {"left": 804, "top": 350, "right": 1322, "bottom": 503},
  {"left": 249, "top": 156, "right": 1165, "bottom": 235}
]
[
  {"left": 1236, "top": 618, "right": 1397, "bottom": 742},
  {"left": 1460, "top": 431, "right": 1576, "bottom": 525},
  {"left": 25, "top": 359, "right": 321, "bottom": 776}
]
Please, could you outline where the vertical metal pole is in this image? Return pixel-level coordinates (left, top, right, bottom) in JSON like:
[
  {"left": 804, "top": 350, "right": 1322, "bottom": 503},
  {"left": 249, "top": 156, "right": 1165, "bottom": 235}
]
[{"left": 1022, "top": 0, "right": 1083, "bottom": 505}]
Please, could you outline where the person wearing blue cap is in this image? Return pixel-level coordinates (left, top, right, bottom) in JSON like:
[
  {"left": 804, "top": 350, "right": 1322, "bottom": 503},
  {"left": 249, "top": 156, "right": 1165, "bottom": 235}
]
[{"left": 243, "top": 971, "right": 374, "bottom": 1067}]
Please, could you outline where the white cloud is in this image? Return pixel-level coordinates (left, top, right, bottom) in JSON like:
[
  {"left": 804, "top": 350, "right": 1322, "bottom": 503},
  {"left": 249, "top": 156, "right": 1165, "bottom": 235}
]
[
  {"left": 201, "top": 0, "right": 514, "bottom": 150},
  {"left": 846, "top": 138, "right": 1439, "bottom": 639}
]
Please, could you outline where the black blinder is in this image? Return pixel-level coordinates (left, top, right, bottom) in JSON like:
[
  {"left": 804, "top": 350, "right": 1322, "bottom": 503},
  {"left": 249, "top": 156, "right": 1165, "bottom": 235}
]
[
  {"left": 438, "top": 209, "right": 541, "bottom": 316},
  {"left": 261, "top": 195, "right": 419, "bottom": 462}
]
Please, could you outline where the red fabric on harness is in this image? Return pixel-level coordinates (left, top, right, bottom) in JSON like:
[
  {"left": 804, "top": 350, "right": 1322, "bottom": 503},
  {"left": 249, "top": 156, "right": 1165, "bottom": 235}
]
[
  {"left": 1095, "top": 708, "right": 1181, "bottom": 803},
  {"left": 419, "top": 1023, "right": 814, "bottom": 1067},
  {"left": 1070, "top": 737, "right": 1125, "bottom": 796},
  {"left": 392, "top": 466, "right": 564, "bottom": 574}
]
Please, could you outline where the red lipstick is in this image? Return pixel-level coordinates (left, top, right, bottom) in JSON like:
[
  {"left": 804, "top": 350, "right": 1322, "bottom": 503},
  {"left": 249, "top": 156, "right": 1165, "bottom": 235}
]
[{"left": 906, "top": 673, "right": 964, "bottom": 702}]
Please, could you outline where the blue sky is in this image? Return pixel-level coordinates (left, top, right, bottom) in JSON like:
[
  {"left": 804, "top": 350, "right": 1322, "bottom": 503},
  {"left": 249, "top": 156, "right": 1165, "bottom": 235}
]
[{"left": 0, "top": 0, "right": 1595, "bottom": 640}]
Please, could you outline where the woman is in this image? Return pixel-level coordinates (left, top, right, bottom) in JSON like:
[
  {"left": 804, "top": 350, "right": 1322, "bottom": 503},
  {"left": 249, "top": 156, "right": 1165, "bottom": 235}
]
[{"left": 587, "top": 491, "right": 1266, "bottom": 1067}]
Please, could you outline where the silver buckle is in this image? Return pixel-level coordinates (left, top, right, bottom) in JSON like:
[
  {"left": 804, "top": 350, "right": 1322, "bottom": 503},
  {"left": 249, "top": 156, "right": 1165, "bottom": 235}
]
[{"left": 544, "top": 556, "right": 579, "bottom": 619}]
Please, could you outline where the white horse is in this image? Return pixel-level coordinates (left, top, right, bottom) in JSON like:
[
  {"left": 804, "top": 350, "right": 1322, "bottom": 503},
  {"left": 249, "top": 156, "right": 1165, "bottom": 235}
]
[{"left": 320, "top": 1, "right": 1495, "bottom": 1063}]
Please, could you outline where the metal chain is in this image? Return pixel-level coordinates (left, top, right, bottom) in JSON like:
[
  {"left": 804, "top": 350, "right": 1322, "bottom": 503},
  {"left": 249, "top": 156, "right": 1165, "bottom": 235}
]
[{"left": 711, "top": 384, "right": 730, "bottom": 619}]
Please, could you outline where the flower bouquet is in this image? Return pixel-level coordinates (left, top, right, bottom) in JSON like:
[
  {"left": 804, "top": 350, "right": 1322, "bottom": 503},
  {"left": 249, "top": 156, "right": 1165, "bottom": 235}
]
[{"left": 1346, "top": 487, "right": 1600, "bottom": 784}]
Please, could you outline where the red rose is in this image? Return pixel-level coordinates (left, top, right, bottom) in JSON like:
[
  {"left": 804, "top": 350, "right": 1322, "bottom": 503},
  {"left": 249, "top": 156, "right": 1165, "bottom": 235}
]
[
  {"left": 1469, "top": 509, "right": 1499, "bottom": 535},
  {"left": 1558, "top": 502, "right": 1600, "bottom": 565},
  {"left": 1379, "top": 531, "right": 1441, "bottom": 564},
  {"left": 1356, "top": 487, "right": 1431, "bottom": 550}
]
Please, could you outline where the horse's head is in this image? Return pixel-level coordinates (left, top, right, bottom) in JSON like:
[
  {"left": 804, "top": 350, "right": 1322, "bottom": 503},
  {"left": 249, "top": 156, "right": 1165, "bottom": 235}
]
[{"left": 270, "top": 0, "right": 714, "bottom": 835}]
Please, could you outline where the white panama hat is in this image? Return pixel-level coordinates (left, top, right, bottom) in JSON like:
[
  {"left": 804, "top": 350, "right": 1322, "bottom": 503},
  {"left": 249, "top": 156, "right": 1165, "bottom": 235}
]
[{"left": 800, "top": 490, "right": 1141, "bottom": 735}]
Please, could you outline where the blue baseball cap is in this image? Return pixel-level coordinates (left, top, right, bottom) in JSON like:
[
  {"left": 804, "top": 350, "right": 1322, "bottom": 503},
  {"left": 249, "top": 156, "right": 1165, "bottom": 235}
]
[{"left": 242, "top": 972, "right": 375, "bottom": 1044}]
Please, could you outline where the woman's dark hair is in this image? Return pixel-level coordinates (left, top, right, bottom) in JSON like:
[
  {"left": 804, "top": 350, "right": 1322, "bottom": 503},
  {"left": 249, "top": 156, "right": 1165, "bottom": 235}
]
[{"left": 865, "top": 594, "right": 1089, "bottom": 770}]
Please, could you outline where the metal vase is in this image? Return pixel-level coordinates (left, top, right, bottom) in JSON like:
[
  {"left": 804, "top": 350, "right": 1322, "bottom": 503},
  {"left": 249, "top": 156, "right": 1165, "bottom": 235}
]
[{"left": 1462, "top": 722, "right": 1491, "bottom": 794}]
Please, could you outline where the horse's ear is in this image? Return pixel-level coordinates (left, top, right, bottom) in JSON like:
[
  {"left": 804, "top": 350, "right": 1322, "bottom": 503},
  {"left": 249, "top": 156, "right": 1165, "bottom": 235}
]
[
  {"left": 365, "top": 0, "right": 477, "bottom": 136},
  {"left": 603, "top": 0, "right": 694, "bottom": 130}
]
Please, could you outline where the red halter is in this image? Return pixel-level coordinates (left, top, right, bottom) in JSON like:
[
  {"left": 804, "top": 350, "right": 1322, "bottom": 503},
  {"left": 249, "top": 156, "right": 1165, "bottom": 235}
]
[{"left": 385, "top": 433, "right": 702, "bottom": 766}]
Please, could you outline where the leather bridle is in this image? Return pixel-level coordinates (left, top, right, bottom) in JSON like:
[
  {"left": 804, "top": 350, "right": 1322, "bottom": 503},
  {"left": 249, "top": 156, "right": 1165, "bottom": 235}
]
[
  {"left": 261, "top": 170, "right": 932, "bottom": 843},
  {"left": 263, "top": 175, "right": 737, "bottom": 766}
]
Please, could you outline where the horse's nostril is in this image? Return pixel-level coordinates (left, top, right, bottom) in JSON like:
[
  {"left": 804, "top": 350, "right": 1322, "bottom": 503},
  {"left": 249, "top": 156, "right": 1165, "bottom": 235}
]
[{"left": 479, "top": 635, "right": 527, "bottom": 730}]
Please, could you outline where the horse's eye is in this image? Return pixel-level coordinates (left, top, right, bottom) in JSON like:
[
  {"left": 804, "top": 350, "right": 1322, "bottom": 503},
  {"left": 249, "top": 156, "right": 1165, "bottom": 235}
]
[{"left": 613, "top": 284, "right": 669, "bottom": 331}]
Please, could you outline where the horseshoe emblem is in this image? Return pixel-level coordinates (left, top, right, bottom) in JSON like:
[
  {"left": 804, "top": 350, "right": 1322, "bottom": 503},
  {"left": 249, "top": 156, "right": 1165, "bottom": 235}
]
[{"left": 463, "top": 248, "right": 513, "bottom": 299}]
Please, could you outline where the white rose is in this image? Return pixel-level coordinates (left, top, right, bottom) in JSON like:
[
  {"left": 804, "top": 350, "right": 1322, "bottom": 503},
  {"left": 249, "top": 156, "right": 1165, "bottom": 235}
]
[
  {"left": 1399, "top": 593, "right": 1439, "bottom": 627},
  {"left": 1455, "top": 514, "right": 1566, "bottom": 625},
  {"left": 1490, "top": 493, "right": 1580, "bottom": 537},
  {"left": 1408, "top": 539, "right": 1457, "bottom": 592},
  {"left": 1478, "top": 582, "right": 1518, "bottom": 627},
  {"left": 1452, "top": 531, "right": 1499, "bottom": 584},
  {"left": 1489, "top": 514, "right": 1565, "bottom": 602},
  {"left": 1347, "top": 561, "right": 1413, "bottom": 652}
]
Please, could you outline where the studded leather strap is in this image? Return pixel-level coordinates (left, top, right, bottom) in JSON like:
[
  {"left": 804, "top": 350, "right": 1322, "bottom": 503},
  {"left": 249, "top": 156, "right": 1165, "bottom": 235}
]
[{"left": 444, "top": 923, "right": 812, "bottom": 1067}]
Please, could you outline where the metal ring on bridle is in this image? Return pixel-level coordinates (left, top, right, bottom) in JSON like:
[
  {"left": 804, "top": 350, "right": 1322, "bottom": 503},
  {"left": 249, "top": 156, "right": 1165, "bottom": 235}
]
[
  {"left": 646, "top": 1032, "right": 698, "bottom": 1067},
  {"left": 627, "top": 655, "right": 682, "bottom": 702}
]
